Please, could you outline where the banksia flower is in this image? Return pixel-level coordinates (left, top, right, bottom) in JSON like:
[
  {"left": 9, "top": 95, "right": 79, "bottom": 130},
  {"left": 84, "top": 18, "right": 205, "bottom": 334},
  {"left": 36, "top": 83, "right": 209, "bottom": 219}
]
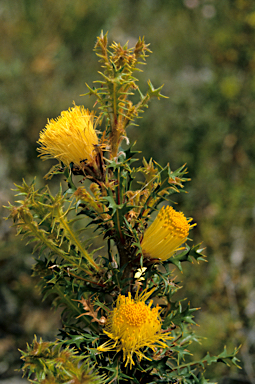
[
  {"left": 97, "top": 290, "right": 171, "bottom": 368},
  {"left": 141, "top": 205, "right": 196, "bottom": 261},
  {"left": 37, "top": 105, "right": 99, "bottom": 169}
]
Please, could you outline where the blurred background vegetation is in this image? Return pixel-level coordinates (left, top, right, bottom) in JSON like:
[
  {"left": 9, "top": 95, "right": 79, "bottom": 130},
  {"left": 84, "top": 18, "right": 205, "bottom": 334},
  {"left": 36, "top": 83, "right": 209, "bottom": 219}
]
[{"left": 1, "top": 0, "right": 255, "bottom": 383}]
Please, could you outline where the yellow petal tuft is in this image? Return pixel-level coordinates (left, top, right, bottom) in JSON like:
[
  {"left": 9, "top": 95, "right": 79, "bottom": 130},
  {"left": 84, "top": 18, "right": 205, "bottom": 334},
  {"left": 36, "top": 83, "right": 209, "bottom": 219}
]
[
  {"left": 97, "top": 289, "right": 171, "bottom": 368},
  {"left": 141, "top": 205, "right": 196, "bottom": 261},
  {"left": 37, "top": 105, "right": 98, "bottom": 168}
]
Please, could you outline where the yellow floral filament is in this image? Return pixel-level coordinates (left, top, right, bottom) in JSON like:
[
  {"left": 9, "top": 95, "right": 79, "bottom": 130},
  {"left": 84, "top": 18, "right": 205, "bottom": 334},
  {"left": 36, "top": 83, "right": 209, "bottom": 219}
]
[
  {"left": 98, "top": 290, "right": 171, "bottom": 368},
  {"left": 141, "top": 205, "right": 196, "bottom": 261},
  {"left": 37, "top": 105, "right": 98, "bottom": 168}
]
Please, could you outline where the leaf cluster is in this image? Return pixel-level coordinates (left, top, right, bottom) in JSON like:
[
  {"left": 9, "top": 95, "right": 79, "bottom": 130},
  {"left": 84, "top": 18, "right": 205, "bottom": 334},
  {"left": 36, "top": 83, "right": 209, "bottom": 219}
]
[
  {"left": 85, "top": 31, "right": 167, "bottom": 158},
  {"left": 20, "top": 336, "right": 105, "bottom": 384}
]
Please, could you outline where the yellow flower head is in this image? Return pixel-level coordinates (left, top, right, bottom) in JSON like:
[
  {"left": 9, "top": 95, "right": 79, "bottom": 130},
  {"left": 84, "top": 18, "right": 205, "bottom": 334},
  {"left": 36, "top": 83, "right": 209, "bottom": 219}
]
[
  {"left": 97, "top": 290, "right": 171, "bottom": 368},
  {"left": 141, "top": 205, "right": 196, "bottom": 261},
  {"left": 37, "top": 105, "right": 98, "bottom": 168}
]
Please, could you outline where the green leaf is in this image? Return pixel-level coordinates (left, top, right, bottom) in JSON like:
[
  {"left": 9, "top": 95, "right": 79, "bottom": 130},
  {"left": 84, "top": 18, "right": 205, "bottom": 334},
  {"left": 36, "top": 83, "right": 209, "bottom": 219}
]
[
  {"left": 147, "top": 79, "right": 168, "bottom": 99},
  {"left": 163, "top": 301, "right": 199, "bottom": 329}
]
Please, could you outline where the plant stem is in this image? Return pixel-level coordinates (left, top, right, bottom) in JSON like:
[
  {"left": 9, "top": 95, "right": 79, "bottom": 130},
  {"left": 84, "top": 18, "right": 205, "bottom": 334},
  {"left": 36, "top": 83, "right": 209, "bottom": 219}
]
[
  {"left": 58, "top": 208, "right": 101, "bottom": 272},
  {"left": 54, "top": 285, "right": 98, "bottom": 333}
]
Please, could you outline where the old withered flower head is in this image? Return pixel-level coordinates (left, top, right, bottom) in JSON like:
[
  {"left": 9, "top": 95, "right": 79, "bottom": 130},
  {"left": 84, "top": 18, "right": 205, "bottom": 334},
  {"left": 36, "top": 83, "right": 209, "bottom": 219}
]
[
  {"left": 97, "top": 289, "right": 171, "bottom": 368},
  {"left": 141, "top": 205, "right": 196, "bottom": 261},
  {"left": 37, "top": 105, "right": 101, "bottom": 175}
]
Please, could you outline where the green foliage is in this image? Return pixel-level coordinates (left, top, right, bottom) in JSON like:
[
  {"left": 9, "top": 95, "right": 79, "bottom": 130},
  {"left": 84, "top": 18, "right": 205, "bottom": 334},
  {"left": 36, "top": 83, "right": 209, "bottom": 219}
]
[
  {"left": 85, "top": 31, "right": 167, "bottom": 159},
  {"left": 20, "top": 336, "right": 105, "bottom": 384},
  {"left": 6, "top": 32, "right": 240, "bottom": 383}
]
